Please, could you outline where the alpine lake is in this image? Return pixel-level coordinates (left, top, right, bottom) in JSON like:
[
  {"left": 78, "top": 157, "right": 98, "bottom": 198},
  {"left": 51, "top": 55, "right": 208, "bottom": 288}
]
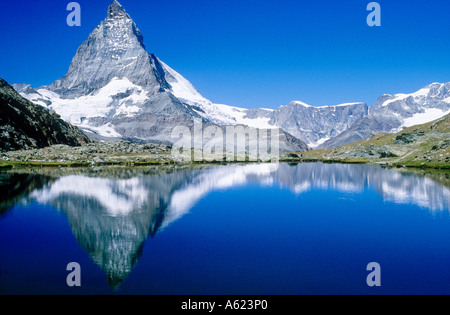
[{"left": 0, "top": 162, "right": 449, "bottom": 295}]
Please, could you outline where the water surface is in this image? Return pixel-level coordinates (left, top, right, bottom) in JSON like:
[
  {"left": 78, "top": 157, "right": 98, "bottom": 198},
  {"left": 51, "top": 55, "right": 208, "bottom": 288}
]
[{"left": 0, "top": 163, "right": 449, "bottom": 294}]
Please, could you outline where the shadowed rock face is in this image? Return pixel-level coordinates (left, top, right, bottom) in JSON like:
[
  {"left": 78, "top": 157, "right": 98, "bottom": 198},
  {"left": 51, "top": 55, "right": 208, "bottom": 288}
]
[{"left": 0, "top": 78, "right": 90, "bottom": 152}]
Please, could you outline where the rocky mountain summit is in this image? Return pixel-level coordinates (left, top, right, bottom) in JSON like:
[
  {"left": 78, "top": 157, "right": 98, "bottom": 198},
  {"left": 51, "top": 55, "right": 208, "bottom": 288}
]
[
  {"left": 13, "top": 1, "right": 308, "bottom": 153},
  {"left": 49, "top": 0, "right": 168, "bottom": 98}
]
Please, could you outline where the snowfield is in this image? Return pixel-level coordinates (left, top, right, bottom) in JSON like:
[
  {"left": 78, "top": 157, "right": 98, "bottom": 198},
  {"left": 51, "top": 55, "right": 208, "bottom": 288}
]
[{"left": 403, "top": 108, "right": 450, "bottom": 127}]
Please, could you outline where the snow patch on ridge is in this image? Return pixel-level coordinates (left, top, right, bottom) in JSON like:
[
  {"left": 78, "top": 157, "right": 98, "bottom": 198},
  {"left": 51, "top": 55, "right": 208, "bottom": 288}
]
[
  {"left": 309, "top": 137, "right": 331, "bottom": 148},
  {"left": 164, "top": 163, "right": 279, "bottom": 227},
  {"left": 31, "top": 175, "right": 147, "bottom": 217},
  {"left": 382, "top": 86, "right": 433, "bottom": 107},
  {"left": 158, "top": 59, "right": 206, "bottom": 104},
  {"left": 403, "top": 108, "right": 450, "bottom": 127},
  {"left": 19, "top": 78, "right": 149, "bottom": 138},
  {"left": 159, "top": 59, "right": 279, "bottom": 128},
  {"left": 214, "top": 104, "right": 276, "bottom": 129}
]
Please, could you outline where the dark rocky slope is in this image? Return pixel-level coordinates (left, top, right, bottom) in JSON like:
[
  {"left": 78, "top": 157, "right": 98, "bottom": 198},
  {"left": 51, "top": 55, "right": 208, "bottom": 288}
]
[{"left": 0, "top": 78, "right": 90, "bottom": 152}]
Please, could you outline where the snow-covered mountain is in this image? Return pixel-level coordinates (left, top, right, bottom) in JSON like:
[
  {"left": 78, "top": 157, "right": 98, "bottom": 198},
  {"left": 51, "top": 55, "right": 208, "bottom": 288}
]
[
  {"left": 261, "top": 101, "right": 368, "bottom": 148},
  {"left": 320, "top": 82, "right": 450, "bottom": 148},
  {"left": 12, "top": 1, "right": 450, "bottom": 150},
  {"left": 149, "top": 63, "right": 369, "bottom": 148},
  {"left": 370, "top": 82, "right": 450, "bottom": 127},
  {"left": 15, "top": 1, "right": 204, "bottom": 143},
  {"left": 13, "top": 1, "right": 308, "bottom": 152},
  {"left": 11, "top": 0, "right": 363, "bottom": 149},
  {"left": 13, "top": 0, "right": 280, "bottom": 142}
]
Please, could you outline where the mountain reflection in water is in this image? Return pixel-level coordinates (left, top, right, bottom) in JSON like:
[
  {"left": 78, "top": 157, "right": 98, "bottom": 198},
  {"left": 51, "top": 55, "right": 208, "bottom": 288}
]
[{"left": 1, "top": 163, "right": 448, "bottom": 289}]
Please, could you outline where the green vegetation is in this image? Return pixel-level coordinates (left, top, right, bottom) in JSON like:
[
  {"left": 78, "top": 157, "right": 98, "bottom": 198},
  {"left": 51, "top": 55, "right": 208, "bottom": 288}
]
[{"left": 391, "top": 160, "right": 450, "bottom": 170}]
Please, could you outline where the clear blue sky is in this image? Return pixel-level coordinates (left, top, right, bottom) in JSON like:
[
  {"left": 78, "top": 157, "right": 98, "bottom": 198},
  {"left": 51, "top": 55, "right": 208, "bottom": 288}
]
[{"left": 1, "top": 0, "right": 449, "bottom": 108}]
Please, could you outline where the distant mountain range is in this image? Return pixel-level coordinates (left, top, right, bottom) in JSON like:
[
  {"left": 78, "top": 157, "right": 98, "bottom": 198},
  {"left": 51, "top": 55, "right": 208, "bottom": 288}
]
[
  {"left": 319, "top": 82, "right": 450, "bottom": 148},
  {"left": 10, "top": 1, "right": 450, "bottom": 151},
  {"left": 302, "top": 112, "right": 449, "bottom": 169}
]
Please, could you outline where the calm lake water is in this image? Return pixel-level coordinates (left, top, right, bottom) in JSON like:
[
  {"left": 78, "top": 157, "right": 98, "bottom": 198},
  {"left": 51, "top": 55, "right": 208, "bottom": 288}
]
[{"left": 0, "top": 163, "right": 449, "bottom": 295}]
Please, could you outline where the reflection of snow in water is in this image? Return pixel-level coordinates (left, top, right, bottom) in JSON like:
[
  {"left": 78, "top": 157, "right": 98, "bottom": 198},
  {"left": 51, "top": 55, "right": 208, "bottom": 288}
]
[
  {"left": 31, "top": 175, "right": 147, "bottom": 217},
  {"left": 380, "top": 176, "right": 450, "bottom": 211},
  {"left": 30, "top": 163, "right": 449, "bottom": 230},
  {"left": 275, "top": 164, "right": 449, "bottom": 212},
  {"left": 18, "top": 163, "right": 449, "bottom": 291},
  {"left": 165, "top": 163, "right": 279, "bottom": 227}
]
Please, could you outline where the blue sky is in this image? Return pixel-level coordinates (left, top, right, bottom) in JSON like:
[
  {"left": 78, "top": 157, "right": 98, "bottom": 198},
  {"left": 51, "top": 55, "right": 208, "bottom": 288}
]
[{"left": 0, "top": 0, "right": 449, "bottom": 108}]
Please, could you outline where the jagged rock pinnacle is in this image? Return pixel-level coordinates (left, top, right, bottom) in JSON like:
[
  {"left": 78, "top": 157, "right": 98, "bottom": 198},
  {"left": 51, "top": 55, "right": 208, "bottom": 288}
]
[{"left": 107, "top": 0, "right": 130, "bottom": 19}]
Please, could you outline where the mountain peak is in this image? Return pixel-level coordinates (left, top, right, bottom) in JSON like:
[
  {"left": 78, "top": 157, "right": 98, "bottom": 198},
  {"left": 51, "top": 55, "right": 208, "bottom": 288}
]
[
  {"left": 46, "top": 0, "right": 165, "bottom": 97},
  {"left": 107, "top": 0, "right": 130, "bottom": 19}
]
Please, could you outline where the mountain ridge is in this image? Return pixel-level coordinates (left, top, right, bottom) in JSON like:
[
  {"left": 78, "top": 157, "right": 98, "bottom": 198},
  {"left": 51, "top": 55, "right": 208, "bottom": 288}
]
[
  {"left": 11, "top": 1, "right": 450, "bottom": 150},
  {"left": 300, "top": 113, "right": 450, "bottom": 169},
  {"left": 10, "top": 0, "right": 309, "bottom": 154},
  {"left": 318, "top": 82, "right": 450, "bottom": 148}
]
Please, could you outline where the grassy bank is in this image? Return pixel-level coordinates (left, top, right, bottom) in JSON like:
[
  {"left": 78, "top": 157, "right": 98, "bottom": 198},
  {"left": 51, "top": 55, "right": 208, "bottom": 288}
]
[
  {"left": 0, "top": 159, "right": 179, "bottom": 169},
  {"left": 279, "top": 156, "right": 450, "bottom": 170},
  {"left": 1, "top": 155, "right": 448, "bottom": 171}
]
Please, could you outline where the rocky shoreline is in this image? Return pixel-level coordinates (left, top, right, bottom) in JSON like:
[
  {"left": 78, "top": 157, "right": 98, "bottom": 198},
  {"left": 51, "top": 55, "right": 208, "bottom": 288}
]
[
  {"left": 0, "top": 141, "right": 178, "bottom": 167},
  {"left": 1, "top": 139, "right": 448, "bottom": 171},
  {"left": 1, "top": 114, "right": 449, "bottom": 171}
]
